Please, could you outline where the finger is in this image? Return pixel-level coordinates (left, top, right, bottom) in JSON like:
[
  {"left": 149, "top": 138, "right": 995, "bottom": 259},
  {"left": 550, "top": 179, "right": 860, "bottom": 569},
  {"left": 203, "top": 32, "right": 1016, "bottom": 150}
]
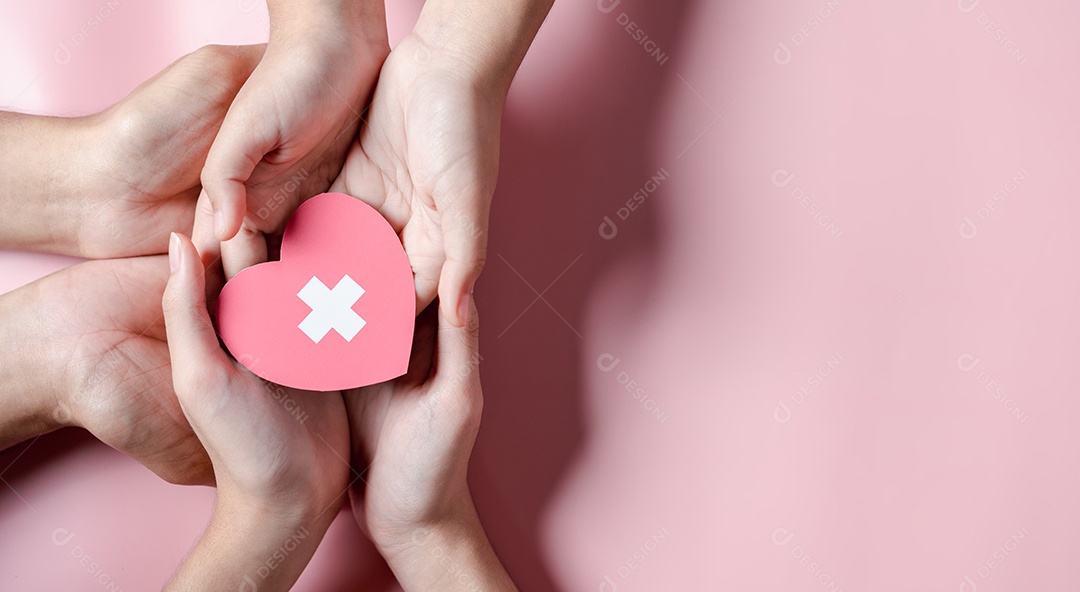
[
  {"left": 162, "top": 233, "right": 231, "bottom": 384},
  {"left": 200, "top": 99, "right": 277, "bottom": 242},
  {"left": 412, "top": 255, "right": 443, "bottom": 316},
  {"left": 190, "top": 189, "right": 220, "bottom": 265},
  {"left": 434, "top": 294, "right": 481, "bottom": 385},
  {"left": 190, "top": 190, "right": 228, "bottom": 309},
  {"left": 171, "top": 44, "right": 265, "bottom": 90},
  {"left": 437, "top": 200, "right": 489, "bottom": 327},
  {"left": 220, "top": 220, "right": 267, "bottom": 280}
]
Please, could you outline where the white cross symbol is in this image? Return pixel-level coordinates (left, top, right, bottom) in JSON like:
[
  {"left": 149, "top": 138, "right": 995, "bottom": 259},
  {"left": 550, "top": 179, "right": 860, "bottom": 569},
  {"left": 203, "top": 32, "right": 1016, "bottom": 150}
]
[{"left": 297, "top": 274, "right": 366, "bottom": 343}]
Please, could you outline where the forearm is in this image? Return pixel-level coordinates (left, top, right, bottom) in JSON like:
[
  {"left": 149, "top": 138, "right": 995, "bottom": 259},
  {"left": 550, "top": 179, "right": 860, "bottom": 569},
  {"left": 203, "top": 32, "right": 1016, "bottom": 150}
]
[
  {"left": 0, "top": 281, "right": 65, "bottom": 449},
  {"left": 381, "top": 494, "right": 517, "bottom": 592},
  {"left": 414, "top": 0, "right": 554, "bottom": 96},
  {"left": 0, "top": 112, "right": 92, "bottom": 254},
  {"left": 167, "top": 492, "right": 331, "bottom": 591}
]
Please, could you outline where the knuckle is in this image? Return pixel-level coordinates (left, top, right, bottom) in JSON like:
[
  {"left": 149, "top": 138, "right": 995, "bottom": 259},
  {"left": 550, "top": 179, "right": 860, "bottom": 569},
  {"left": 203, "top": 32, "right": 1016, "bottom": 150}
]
[
  {"left": 176, "top": 363, "right": 230, "bottom": 401},
  {"left": 198, "top": 165, "right": 233, "bottom": 198},
  {"left": 161, "top": 282, "right": 183, "bottom": 315},
  {"left": 190, "top": 44, "right": 223, "bottom": 60},
  {"left": 188, "top": 44, "right": 232, "bottom": 71}
]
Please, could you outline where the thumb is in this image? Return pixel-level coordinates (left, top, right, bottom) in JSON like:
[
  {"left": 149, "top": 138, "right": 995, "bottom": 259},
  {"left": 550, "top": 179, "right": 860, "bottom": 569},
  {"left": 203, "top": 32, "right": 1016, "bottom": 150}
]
[
  {"left": 162, "top": 233, "right": 231, "bottom": 386},
  {"left": 437, "top": 201, "right": 489, "bottom": 328},
  {"left": 200, "top": 100, "right": 277, "bottom": 242}
]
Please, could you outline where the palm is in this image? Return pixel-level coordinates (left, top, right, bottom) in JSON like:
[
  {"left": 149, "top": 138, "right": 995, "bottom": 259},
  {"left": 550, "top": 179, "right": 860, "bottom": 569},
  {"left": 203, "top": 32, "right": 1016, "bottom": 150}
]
[
  {"left": 332, "top": 34, "right": 501, "bottom": 312},
  {"left": 35, "top": 257, "right": 212, "bottom": 484},
  {"left": 217, "top": 46, "right": 370, "bottom": 235},
  {"left": 183, "top": 366, "right": 350, "bottom": 509},
  {"left": 158, "top": 232, "right": 351, "bottom": 520},
  {"left": 344, "top": 306, "right": 481, "bottom": 539},
  {"left": 199, "top": 36, "right": 390, "bottom": 268},
  {"left": 81, "top": 45, "right": 264, "bottom": 258},
  {"left": 158, "top": 233, "right": 351, "bottom": 503},
  {"left": 346, "top": 380, "right": 447, "bottom": 533}
]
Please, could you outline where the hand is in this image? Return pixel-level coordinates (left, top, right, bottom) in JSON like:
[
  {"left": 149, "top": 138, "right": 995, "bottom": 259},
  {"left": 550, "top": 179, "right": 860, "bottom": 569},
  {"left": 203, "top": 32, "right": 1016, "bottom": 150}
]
[
  {"left": 330, "top": 32, "right": 502, "bottom": 326},
  {"left": 0, "top": 45, "right": 263, "bottom": 258},
  {"left": 162, "top": 232, "right": 350, "bottom": 590},
  {"left": 345, "top": 300, "right": 481, "bottom": 541},
  {"left": 23, "top": 256, "right": 213, "bottom": 484},
  {"left": 78, "top": 45, "right": 266, "bottom": 258},
  {"left": 200, "top": 2, "right": 389, "bottom": 278},
  {"left": 344, "top": 300, "right": 515, "bottom": 590}
]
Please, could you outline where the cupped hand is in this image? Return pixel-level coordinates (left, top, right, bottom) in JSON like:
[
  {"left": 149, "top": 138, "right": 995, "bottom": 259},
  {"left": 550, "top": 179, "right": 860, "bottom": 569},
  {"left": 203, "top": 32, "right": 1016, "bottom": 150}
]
[
  {"left": 331, "top": 33, "right": 503, "bottom": 327},
  {"left": 33, "top": 256, "right": 212, "bottom": 485},
  {"left": 200, "top": 13, "right": 389, "bottom": 278},
  {"left": 76, "top": 44, "right": 265, "bottom": 259},
  {"left": 162, "top": 232, "right": 349, "bottom": 515},
  {"left": 343, "top": 298, "right": 483, "bottom": 548}
]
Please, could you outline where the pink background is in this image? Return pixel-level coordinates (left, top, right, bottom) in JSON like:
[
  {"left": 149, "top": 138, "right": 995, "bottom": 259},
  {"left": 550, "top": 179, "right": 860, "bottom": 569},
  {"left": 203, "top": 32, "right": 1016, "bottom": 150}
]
[{"left": 3, "top": 0, "right": 1080, "bottom": 589}]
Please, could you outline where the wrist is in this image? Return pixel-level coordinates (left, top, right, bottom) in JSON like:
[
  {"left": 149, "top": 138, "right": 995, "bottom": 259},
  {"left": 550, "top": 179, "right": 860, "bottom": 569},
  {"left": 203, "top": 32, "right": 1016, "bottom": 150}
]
[
  {"left": 216, "top": 472, "right": 342, "bottom": 535},
  {"left": 372, "top": 487, "right": 480, "bottom": 562},
  {"left": 70, "top": 111, "right": 125, "bottom": 258},
  {"left": 375, "top": 492, "right": 516, "bottom": 592},
  {"left": 267, "top": 0, "right": 388, "bottom": 52},
  {"left": 411, "top": 17, "right": 512, "bottom": 100},
  {"left": 215, "top": 488, "right": 324, "bottom": 535},
  {"left": 0, "top": 282, "right": 67, "bottom": 449},
  {"left": 167, "top": 488, "right": 331, "bottom": 591},
  {"left": 369, "top": 479, "right": 475, "bottom": 553},
  {"left": 412, "top": 0, "right": 551, "bottom": 99},
  {"left": 0, "top": 112, "right": 95, "bottom": 255}
]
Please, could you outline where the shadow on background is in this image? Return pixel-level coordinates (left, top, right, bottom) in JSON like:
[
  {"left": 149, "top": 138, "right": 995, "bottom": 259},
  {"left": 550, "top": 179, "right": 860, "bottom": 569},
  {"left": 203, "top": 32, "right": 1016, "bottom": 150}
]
[
  {"left": 0, "top": 430, "right": 96, "bottom": 485},
  {"left": 318, "top": 1, "right": 699, "bottom": 589},
  {"left": 470, "top": 1, "right": 695, "bottom": 589}
]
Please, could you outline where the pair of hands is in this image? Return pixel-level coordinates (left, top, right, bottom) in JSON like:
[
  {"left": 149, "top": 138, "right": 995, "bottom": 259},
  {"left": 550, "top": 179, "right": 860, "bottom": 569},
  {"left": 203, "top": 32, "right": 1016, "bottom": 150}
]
[
  {"left": 77, "top": 2, "right": 497, "bottom": 323},
  {"left": 10, "top": 237, "right": 490, "bottom": 589},
  {"left": 197, "top": 2, "right": 498, "bottom": 323},
  {"left": 163, "top": 232, "right": 489, "bottom": 590}
]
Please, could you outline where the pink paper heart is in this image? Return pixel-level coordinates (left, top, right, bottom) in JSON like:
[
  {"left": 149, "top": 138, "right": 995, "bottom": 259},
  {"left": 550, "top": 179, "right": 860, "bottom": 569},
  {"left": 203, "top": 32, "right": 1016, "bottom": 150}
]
[{"left": 217, "top": 192, "right": 414, "bottom": 391}]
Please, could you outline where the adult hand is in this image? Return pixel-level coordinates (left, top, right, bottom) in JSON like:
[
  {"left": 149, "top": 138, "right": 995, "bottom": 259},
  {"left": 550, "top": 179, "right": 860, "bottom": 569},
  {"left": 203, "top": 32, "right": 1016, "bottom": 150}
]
[
  {"left": 200, "top": 0, "right": 389, "bottom": 278},
  {"left": 84, "top": 44, "right": 270, "bottom": 258},
  {"left": 344, "top": 301, "right": 515, "bottom": 590},
  {"left": 6, "top": 256, "right": 213, "bottom": 484},
  {"left": 0, "top": 44, "right": 266, "bottom": 258},
  {"left": 163, "top": 232, "right": 350, "bottom": 590}
]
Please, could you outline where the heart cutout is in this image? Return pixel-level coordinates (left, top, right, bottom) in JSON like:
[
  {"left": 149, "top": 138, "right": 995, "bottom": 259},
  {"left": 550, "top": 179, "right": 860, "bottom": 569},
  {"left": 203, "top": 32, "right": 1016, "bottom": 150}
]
[{"left": 217, "top": 192, "right": 414, "bottom": 391}]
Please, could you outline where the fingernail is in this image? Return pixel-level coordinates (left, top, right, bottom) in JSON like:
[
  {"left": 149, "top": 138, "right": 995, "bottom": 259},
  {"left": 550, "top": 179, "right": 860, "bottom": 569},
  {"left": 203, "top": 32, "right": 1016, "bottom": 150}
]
[
  {"left": 213, "top": 210, "right": 225, "bottom": 239},
  {"left": 169, "top": 233, "right": 181, "bottom": 274},
  {"left": 457, "top": 291, "right": 471, "bottom": 325}
]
